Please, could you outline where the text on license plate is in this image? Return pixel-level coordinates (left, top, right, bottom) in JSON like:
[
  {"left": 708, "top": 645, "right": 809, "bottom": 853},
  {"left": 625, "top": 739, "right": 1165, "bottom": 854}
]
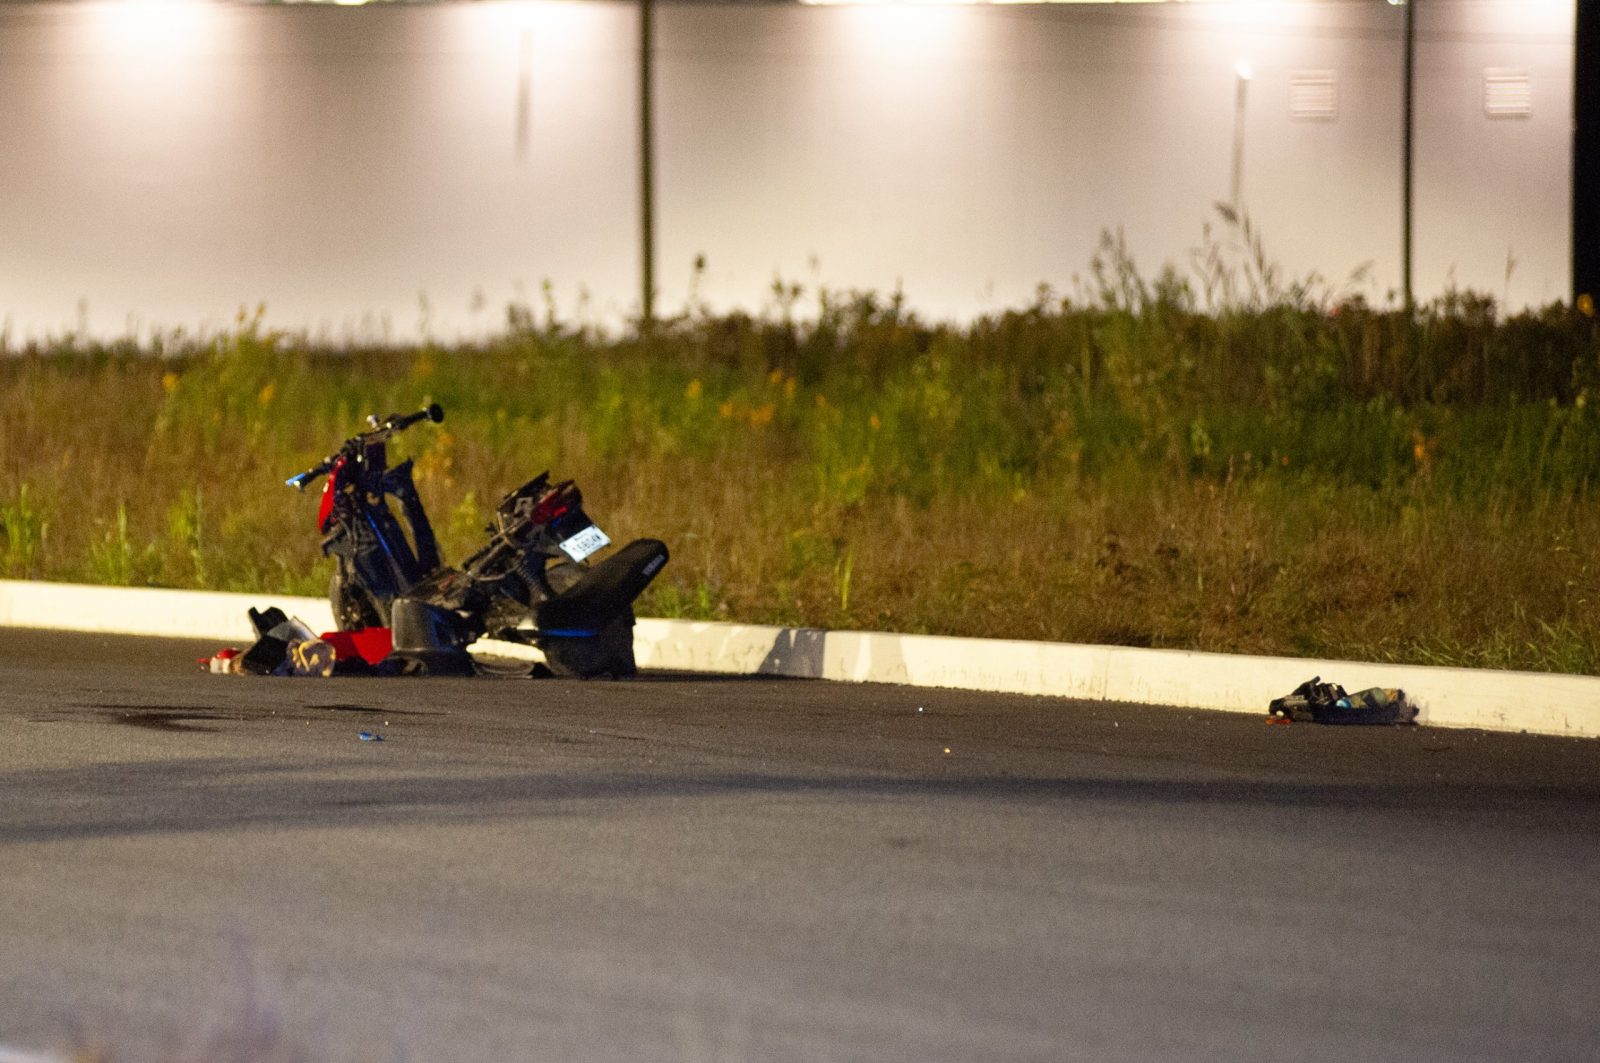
[{"left": 558, "top": 523, "right": 611, "bottom": 562}]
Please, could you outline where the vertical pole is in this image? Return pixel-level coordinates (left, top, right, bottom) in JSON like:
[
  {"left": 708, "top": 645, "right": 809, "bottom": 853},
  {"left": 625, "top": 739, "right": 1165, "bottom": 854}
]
[
  {"left": 639, "top": 0, "right": 656, "bottom": 332},
  {"left": 515, "top": 29, "right": 532, "bottom": 161},
  {"left": 1575, "top": 0, "right": 1599, "bottom": 306},
  {"left": 1402, "top": 0, "right": 1416, "bottom": 314},
  {"left": 1230, "top": 68, "right": 1249, "bottom": 212}
]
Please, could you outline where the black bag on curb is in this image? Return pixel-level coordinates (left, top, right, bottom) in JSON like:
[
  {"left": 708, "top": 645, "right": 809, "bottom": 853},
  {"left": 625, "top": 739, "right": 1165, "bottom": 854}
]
[{"left": 1269, "top": 676, "right": 1417, "bottom": 725}]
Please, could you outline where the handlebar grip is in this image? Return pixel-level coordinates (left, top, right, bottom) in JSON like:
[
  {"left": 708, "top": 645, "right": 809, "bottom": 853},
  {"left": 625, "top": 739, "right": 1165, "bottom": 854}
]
[
  {"left": 387, "top": 403, "right": 445, "bottom": 432},
  {"left": 286, "top": 461, "right": 330, "bottom": 491}
]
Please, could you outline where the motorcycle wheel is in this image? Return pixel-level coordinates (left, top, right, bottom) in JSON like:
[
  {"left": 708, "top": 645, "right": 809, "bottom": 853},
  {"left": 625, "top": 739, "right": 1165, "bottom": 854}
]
[
  {"left": 539, "top": 560, "right": 638, "bottom": 678},
  {"left": 330, "top": 568, "right": 387, "bottom": 631}
]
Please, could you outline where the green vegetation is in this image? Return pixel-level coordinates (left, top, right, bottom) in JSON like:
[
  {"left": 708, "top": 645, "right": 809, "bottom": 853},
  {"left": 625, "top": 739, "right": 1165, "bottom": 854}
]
[{"left": 5, "top": 225, "right": 1600, "bottom": 673}]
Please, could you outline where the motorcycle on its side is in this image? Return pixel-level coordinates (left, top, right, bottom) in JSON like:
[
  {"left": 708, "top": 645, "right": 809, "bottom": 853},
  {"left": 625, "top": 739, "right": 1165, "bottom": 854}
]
[{"left": 286, "top": 404, "right": 668, "bottom": 676}]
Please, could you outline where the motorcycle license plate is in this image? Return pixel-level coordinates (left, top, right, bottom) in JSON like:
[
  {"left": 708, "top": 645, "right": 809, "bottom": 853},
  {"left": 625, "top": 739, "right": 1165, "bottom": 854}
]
[{"left": 558, "top": 523, "right": 611, "bottom": 562}]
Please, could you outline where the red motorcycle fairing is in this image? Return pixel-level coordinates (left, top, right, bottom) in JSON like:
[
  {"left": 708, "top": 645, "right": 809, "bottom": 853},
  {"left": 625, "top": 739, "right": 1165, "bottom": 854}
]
[{"left": 318, "top": 456, "right": 347, "bottom": 533}]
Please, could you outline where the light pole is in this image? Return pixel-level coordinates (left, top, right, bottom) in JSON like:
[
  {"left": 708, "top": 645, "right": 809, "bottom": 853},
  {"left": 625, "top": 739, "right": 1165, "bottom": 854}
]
[
  {"left": 639, "top": 0, "right": 656, "bottom": 332},
  {"left": 1401, "top": 0, "right": 1415, "bottom": 314},
  {"left": 1577, "top": 0, "right": 1598, "bottom": 306}
]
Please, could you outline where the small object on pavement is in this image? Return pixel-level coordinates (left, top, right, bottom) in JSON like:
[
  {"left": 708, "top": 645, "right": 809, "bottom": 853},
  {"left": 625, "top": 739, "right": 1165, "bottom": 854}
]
[
  {"left": 1268, "top": 676, "right": 1417, "bottom": 725},
  {"left": 287, "top": 638, "right": 337, "bottom": 678},
  {"left": 201, "top": 648, "right": 242, "bottom": 674},
  {"left": 320, "top": 627, "right": 394, "bottom": 667},
  {"left": 230, "top": 606, "right": 371, "bottom": 677},
  {"left": 358, "top": 731, "right": 384, "bottom": 742},
  {"left": 239, "top": 634, "right": 290, "bottom": 676}
]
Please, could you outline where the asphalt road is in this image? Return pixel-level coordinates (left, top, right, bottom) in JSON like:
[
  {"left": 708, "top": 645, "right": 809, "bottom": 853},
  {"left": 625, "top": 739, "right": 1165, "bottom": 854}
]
[{"left": 2, "top": 629, "right": 1598, "bottom": 1063}]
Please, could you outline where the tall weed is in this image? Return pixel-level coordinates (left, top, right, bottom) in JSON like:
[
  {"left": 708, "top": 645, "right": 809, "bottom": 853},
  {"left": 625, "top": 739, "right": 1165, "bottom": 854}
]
[{"left": 1, "top": 482, "right": 48, "bottom": 578}]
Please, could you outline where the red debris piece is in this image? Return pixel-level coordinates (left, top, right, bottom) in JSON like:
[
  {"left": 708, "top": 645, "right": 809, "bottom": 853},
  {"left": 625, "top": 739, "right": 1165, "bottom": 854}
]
[
  {"left": 200, "top": 647, "right": 242, "bottom": 674},
  {"left": 319, "top": 627, "right": 393, "bottom": 666}
]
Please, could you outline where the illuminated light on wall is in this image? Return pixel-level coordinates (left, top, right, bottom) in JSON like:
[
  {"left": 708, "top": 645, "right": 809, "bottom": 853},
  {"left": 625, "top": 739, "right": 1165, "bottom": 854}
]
[
  {"left": 1234, "top": 59, "right": 1253, "bottom": 80},
  {"left": 77, "top": 0, "right": 224, "bottom": 55},
  {"left": 468, "top": 0, "right": 605, "bottom": 43},
  {"left": 829, "top": 3, "right": 968, "bottom": 57}
]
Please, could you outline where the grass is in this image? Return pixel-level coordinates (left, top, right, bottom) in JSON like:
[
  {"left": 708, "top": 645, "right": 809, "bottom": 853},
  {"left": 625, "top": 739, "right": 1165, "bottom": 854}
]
[{"left": 4, "top": 220, "right": 1600, "bottom": 674}]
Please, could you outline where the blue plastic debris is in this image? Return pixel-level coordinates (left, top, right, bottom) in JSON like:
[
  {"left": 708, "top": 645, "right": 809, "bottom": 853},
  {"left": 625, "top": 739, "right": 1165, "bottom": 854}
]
[{"left": 358, "top": 731, "right": 384, "bottom": 742}]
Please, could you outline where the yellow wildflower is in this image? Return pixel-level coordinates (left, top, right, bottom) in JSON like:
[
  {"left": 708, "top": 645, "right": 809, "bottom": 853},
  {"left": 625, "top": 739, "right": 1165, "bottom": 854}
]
[{"left": 1411, "top": 429, "right": 1432, "bottom": 468}]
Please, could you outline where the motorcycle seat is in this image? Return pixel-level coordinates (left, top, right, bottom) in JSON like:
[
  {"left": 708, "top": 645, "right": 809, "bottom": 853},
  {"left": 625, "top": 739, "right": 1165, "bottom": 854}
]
[{"left": 534, "top": 538, "right": 669, "bottom": 635}]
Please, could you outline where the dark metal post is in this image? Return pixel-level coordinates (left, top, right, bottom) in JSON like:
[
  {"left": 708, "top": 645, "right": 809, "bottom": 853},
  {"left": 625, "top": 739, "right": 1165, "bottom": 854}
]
[
  {"left": 1575, "top": 0, "right": 1599, "bottom": 305},
  {"left": 1402, "top": 0, "right": 1416, "bottom": 313},
  {"left": 639, "top": 0, "right": 656, "bottom": 332}
]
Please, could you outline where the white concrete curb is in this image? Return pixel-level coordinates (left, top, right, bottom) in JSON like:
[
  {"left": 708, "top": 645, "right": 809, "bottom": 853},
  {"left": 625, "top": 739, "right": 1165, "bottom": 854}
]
[{"left": 2, "top": 579, "right": 1596, "bottom": 739}]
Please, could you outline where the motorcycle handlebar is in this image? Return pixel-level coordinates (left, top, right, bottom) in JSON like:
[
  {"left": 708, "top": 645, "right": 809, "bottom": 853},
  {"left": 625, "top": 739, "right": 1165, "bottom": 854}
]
[
  {"left": 285, "top": 404, "right": 443, "bottom": 489},
  {"left": 285, "top": 463, "right": 329, "bottom": 491},
  {"left": 374, "top": 403, "right": 444, "bottom": 434}
]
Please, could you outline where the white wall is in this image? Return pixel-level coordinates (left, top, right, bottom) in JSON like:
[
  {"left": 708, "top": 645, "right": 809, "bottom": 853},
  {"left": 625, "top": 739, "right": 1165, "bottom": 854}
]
[
  {"left": 1413, "top": 0, "right": 1574, "bottom": 303},
  {"left": 0, "top": 0, "right": 1574, "bottom": 342},
  {"left": 0, "top": 1, "right": 641, "bottom": 340}
]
